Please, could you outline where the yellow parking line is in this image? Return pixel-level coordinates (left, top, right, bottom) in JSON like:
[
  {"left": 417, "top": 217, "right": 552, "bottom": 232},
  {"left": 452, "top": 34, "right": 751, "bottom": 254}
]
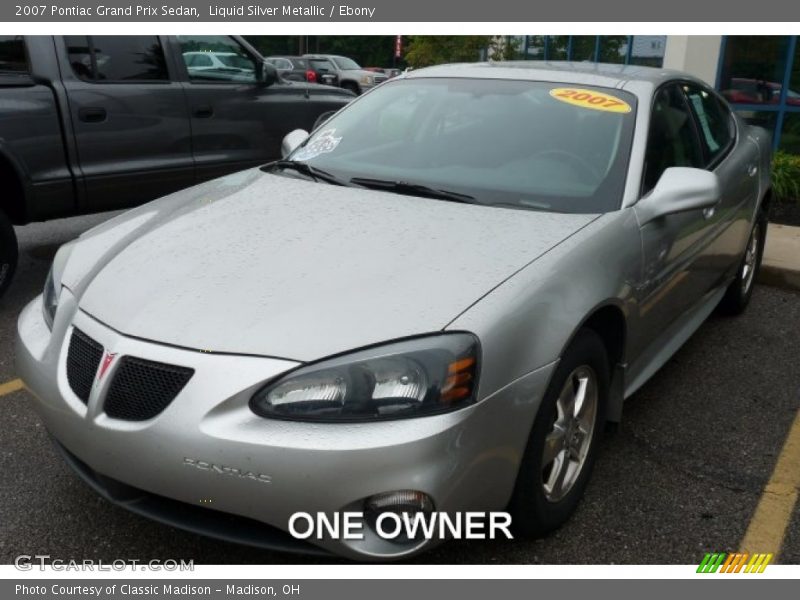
[
  {"left": 740, "top": 409, "right": 800, "bottom": 559},
  {"left": 0, "top": 378, "right": 24, "bottom": 397}
]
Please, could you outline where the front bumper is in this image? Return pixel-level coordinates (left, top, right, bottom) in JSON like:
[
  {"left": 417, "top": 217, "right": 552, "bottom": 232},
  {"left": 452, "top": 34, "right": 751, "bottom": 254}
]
[{"left": 16, "top": 291, "right": 554, "bottom": 560}]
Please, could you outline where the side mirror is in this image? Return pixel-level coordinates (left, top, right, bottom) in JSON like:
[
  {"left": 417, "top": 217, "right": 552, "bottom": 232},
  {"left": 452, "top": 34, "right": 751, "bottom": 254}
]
[
  {"left": 312, "top": 110, "right": 337, "bottom": 131},
  {"left": 259, "top": 60, "right": 279, "bottom": 86},
  {"left": 281, "top": 129, "right": 310, "bottom": 158},
  {"left": 636, "top": 167, "right": 721, "bottom": 225}
]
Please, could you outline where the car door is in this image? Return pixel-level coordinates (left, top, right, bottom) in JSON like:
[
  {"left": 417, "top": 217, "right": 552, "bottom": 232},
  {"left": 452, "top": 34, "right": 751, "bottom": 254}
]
[
  {"left": 635, "top": 83, "right": 718, "bottom": 333},
  {"left": 171, "top": 35, "right": 318, "bottom": 183},
  {"left": 681, "top": 82, "right": 761, "bottom": 282},
  {"left": 59, "top": 36, "right": 194, "bottom": 213}
]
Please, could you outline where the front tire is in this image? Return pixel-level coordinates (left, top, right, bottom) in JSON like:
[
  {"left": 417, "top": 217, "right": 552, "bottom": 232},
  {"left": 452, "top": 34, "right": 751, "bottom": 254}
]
[
  {"left": 0, "top": 209, "right": 18, "bottom": 299},
  {"left": 717, "top": 210, "right": 767, "bottom": 316},
  {"left": 508, "top": 329, "right": 609, "bottom": 537}
]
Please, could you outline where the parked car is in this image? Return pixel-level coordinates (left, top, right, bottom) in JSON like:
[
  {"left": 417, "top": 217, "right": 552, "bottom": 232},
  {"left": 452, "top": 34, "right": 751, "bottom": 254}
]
[
  {"left": 265, "top": 55, "right": 320, "bottom": 83},
  {"left": 303, "top": 53, "right": 388, "bottom": 94},
  {"left": 0, "top": 35, "right": 353, "bottom": 297},
  {"left": 721, "top": 77, "right": 800, "bottom": 106},
  {"left": 18, "top": 63, "right": 771, "bottom": 560},
  {"left": 182, "top": 51, "right": 255, "bottom": 74},
  {"left": 364, "top": 67, "right": 402, "bottom": 80}
]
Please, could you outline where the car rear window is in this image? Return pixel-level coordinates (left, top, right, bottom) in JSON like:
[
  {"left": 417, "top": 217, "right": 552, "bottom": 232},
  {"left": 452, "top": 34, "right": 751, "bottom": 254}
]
[{"left": 309, "top": 59, "right": 335, "bottom": 72}]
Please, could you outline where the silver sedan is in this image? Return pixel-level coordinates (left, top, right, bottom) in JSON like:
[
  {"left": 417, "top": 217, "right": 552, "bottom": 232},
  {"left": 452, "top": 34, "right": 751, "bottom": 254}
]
[{"left": 16, "top": 62, "right": 772, "bottom": 560}]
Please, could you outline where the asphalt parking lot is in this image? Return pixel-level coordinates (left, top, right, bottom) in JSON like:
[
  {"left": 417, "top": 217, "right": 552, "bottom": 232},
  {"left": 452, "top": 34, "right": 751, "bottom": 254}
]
[{"left": 1, "top": 213, "right": 799, "bottom": 565}]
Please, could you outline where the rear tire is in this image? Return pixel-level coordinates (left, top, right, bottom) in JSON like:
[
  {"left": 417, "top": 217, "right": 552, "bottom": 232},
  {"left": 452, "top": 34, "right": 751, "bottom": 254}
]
[
  {"left": 717, "top": 210, "right": 767, "bottom": 316},
  {"left": 508, "top": 329, "right": 609, "bottom": 538},
  {"left": 0, "top": 208, "right": 18, "bottom": 299}
]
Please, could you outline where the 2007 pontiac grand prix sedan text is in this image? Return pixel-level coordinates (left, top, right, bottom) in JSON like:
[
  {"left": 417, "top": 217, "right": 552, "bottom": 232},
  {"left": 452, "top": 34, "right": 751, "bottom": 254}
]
[{"left": 16, "top": 62, "right": 772, "bottom": 560}]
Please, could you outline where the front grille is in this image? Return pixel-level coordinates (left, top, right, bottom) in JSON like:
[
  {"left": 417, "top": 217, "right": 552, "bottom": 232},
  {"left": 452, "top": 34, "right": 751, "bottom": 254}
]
[
  {"left": 103, "top": 357, "right": 194, "bottom": 421},
  {"left": 66, "top": 328, "right": 104, "bottom": 404}
]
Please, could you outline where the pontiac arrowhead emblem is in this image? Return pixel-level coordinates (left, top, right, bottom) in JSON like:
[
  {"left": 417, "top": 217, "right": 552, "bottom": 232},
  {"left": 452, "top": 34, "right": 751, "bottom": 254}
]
[{"left": 97, "top": 351, "right": 117, "bottom": 381}]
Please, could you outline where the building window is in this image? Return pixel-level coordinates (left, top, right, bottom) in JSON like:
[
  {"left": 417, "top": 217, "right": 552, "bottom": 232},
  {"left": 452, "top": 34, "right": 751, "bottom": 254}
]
[
  {"left": 518, "top": 35, "right": 664, "bottom": 68},
  {"left": 719, "top": 37, "right": 790, "bottom": 105},
  {"left": 717, "top": 36, "right": 799, "bottom": 152},
  {"left": 629, "top": 36, "right": 667, "bottom": 68},
  {"left": 781, "top": 113, "right": 800, "bottom": 154},
  {"left": 599, "top": 36, "right": 629, "bottom": 64},
  {"left": 547, "top": 36, "right": 569, "bottom": 60}
]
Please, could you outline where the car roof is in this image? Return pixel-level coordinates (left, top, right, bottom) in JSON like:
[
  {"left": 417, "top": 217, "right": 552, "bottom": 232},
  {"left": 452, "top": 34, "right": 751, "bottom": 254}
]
[
  {"left": 405, "top": 61, "right": 699, "bottom": 90},
  {"left": 305, "top": 54, "right": 345, "bottom": 60}
]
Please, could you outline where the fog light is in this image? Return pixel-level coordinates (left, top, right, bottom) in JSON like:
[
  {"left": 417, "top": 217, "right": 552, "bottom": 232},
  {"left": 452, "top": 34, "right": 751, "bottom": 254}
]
[{"left": 364, "top": 490, "right": 434, "bottom": 544}]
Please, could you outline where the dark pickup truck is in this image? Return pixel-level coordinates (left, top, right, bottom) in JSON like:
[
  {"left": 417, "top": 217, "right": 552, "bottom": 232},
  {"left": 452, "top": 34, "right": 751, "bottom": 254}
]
[{"left": 0, "top": 35, "right": 354, "bottom": 297}]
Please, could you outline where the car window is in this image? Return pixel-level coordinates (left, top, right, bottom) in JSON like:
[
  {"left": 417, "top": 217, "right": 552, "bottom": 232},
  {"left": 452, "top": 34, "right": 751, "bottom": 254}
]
[
  {"left": 65, "top": 36, "right": 168, "bottom": 82},
  {"left": 177, "top": 35, "right": 257, "bottom": 83},
  {"left": 288, "top": 78, "right": 637, "bottom": 214},
  {"left": 332, "top": 56, "right": 361, "bottom": 70},
  {"left": 0, "top": 36, "right": 27, "bottom": 73},
  {"left": 309, "top": 58, "right": 335, "bottom": 72},
  {"left": 682, "top": 83, "right": 735, "bottom": 165},
  {"left": 642, "top": 84, "right": 704, "bottom": 194},
  {"left": 268, "top": 58, "right": 293, "bottom": 70}
]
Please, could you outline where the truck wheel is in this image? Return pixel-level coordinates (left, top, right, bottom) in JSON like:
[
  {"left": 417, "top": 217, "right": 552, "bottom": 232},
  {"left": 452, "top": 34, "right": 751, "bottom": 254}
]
[{"left": 0, "top": 209, "right": 18, "bottom": 299}]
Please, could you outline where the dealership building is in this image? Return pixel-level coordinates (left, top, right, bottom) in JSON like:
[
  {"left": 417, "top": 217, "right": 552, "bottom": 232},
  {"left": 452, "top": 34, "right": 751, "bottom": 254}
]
[{"left": 508, "top": 36, "right": 799, "bottom": 154}]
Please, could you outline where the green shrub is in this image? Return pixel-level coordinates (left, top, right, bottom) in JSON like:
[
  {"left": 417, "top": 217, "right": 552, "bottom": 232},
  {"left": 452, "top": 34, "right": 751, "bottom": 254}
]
[{"left": 771, "top": 151, "right": 800, "bottom": 202}]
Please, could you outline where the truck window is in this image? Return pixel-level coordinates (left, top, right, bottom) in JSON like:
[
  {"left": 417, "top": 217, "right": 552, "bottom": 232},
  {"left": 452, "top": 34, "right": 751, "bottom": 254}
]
[
  {"left": 0, "top": 36, "right": 27, "bottom": 73},
  {"left": 65, "top": 36, "right": 168, "bottom": 82},
  {"left": 176, "top": 35, "right": 257, "bottom": 83}
]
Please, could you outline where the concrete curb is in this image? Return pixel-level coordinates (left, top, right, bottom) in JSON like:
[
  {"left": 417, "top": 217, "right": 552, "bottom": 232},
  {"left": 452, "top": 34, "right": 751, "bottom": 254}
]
[{"left": 758, "top": 223, "right": 800, "bottom": 292}]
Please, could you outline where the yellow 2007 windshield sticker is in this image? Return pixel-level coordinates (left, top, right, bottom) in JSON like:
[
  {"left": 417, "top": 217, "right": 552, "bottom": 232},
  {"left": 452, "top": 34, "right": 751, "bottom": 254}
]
[{"left": 549, "top": 88, "right": 632, "bottom": 113}]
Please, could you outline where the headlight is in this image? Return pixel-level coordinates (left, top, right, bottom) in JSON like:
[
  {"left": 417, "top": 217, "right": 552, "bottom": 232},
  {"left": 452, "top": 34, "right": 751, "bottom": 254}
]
[
  {"left": 42, "top": 265, "right": 59, "bottom": 330},
  {"left": 250, "top": 333, "right": 480, "bottom": 422},
  {"left": 359, "top": 74, "right": 374, "bottom": 85},
  {"left": 41, "top": 242, "right": 74, "bottom": 331}
]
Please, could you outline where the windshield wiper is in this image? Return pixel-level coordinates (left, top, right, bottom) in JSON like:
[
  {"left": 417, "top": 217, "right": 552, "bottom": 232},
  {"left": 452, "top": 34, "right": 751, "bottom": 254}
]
[
  {"left": 266, "top": 160, "right": 348, "bottom": 186},
  {"left": 350, "top": 177, "right": 475, "bottom": 204}
]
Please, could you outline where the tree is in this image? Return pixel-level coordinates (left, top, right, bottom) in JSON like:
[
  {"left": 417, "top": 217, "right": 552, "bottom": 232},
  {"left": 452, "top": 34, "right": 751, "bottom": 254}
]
[
  {"left": 244, "top": 36, "right": 398, "bottom": 67},
  {"left": 404, "top": 36, "right": 493, "bottom": 68}
]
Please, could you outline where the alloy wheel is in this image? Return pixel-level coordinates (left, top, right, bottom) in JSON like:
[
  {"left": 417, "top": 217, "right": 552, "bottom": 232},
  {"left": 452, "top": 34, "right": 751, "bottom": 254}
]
[
  {"left": 541, "top": 365, "right": 598, "bottom": 502},
  {"left": 741, "top": 224, "right": 760, "bottom": 295}
]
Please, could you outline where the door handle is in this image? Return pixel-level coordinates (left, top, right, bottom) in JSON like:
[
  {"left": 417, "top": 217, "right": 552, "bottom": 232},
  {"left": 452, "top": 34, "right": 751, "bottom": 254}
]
[
  {"left": 193, "top": 105, "right": 214, "bottom": 118},
  {"left": 703, "top": 206, "right": 716, "bottom": 220},
  {"left": 78, "top": 107, "right": 107, "bottom": 123},
  {"left": 747, "top": 164, "right": 758, "bottom": 177}
]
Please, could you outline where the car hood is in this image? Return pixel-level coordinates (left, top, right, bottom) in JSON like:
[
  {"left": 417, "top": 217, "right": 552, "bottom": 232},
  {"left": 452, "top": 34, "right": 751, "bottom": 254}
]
[
  {"left": 283, "top": 80, "right": 355, "bottom": 97},
  {"left": 344, "top": 69, "right": 380, "bottom": 78},
  {"left": 69, "top": 170, "right": 597, "bottom": 362}
]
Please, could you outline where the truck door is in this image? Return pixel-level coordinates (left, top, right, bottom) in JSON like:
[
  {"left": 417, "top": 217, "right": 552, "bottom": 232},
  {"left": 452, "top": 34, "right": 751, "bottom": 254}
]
[
  {"left": 58, "top": 36, "right": 194, "bottom": 212},
  {"left": 170, "top": 35, "right": 316, "bottom": 183}
]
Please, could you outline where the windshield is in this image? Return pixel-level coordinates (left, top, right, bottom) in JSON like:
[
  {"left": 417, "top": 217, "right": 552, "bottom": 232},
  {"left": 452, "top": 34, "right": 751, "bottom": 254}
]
[
  {"left": 287, "top": 78, "right": 637, "bottom": 214},
  {"left": 332, "top": 56, "right": 362, "bottom": 70}
]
